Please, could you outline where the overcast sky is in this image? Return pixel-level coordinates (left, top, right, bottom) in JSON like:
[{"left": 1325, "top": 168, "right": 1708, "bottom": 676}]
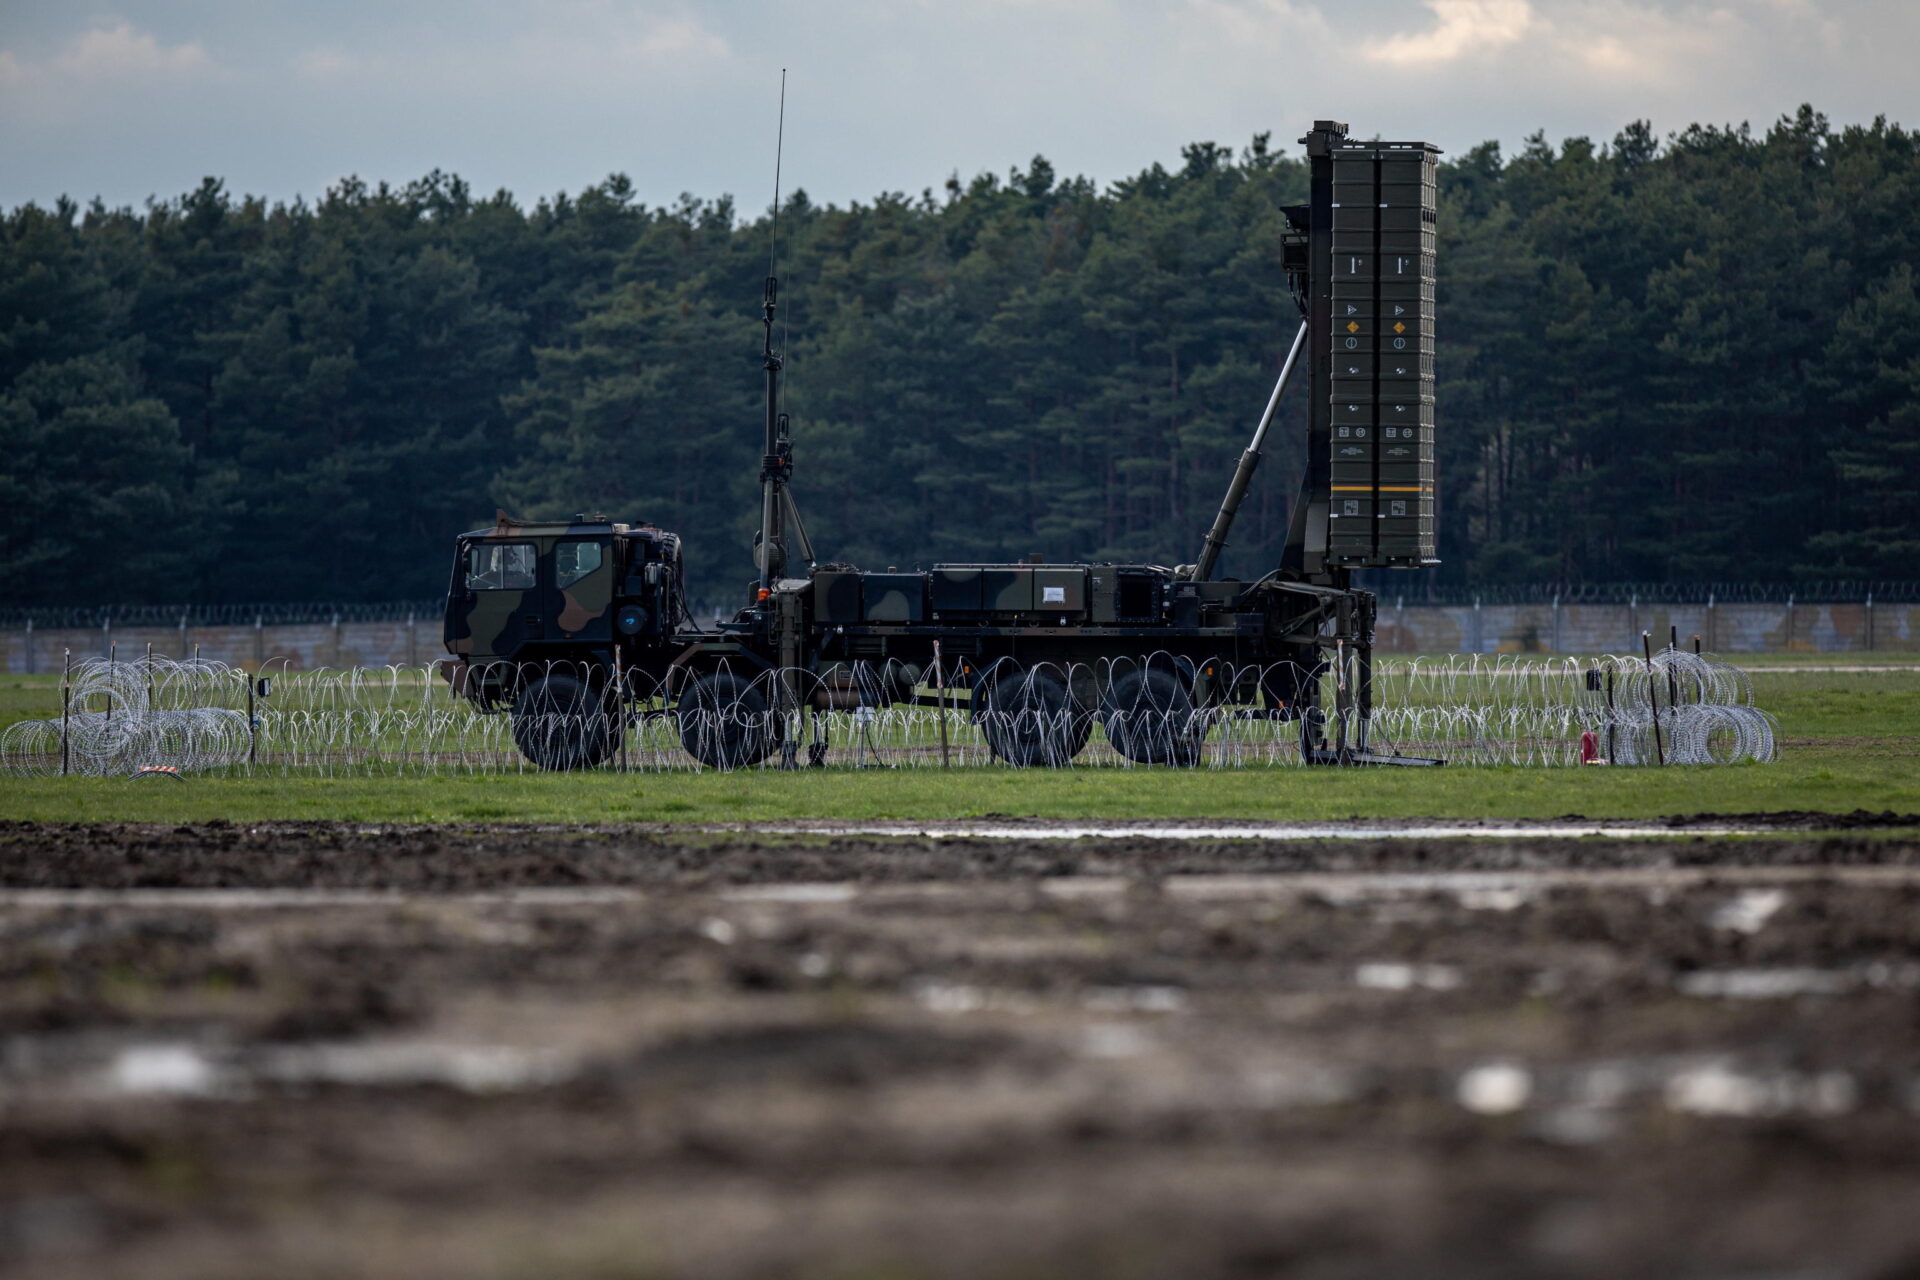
[{"left": 2, "top": 0, "right": 1914, "bottom": 216}]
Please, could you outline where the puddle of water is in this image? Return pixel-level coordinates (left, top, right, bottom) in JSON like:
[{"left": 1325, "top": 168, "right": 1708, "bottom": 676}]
[
  {"left": 1241, "top": 1063, "right": 1362, "bottom": 1109},
  {"left": 258, "top": 1041, "right": 574, "bottom": 1093},
  {"left": 748, "top": 822, "right": 1763, "bottom": 841},
  {"left": 1456, "top": 886, "right": 1533, "bottom": 912},
  {"left": 722, "top": 884, "right": 858, "bottom": 905},
  {"left": 1678, "top": 969, "right": 1855, "bottom": 999},
  {"left": 1709, "top": 888, "right": 1788, "bottom": 934},
  {"left": 1457, "top": 1062, "right": 1532, "bottom": 1115},
  {"left": 109, "top": 1044, "right": 219, "bottom": 1097},
  {"left": 1677, "top": 964, "right": 1920, "bottom": 1000},
  {"left": 911, "top": 980, "right": 1039, "bottom": 1017},
  {"left": 1083, "top": 985, "right": 1188, "bottom": 1013},
  {"left": 1450, "top": 1055, "right": 1866, "bottom": 1125},
  {"left": 1664, "top": 1062, "right": 1856, "bottom": 1118},
  {"left": 1355, "top": 962, "right": 1463, "bottom": 992},
  {"left": 1081, "top": 1023, "right": 1152, "bottom": 1060},
  {"left": 98, "top": 1039, "right": 574, "bottom": 1098}
]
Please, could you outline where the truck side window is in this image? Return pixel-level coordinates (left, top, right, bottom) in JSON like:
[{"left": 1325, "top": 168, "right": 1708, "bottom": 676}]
[
  {"left": 555, "top": 541, "right": 604, "bottom": 589},
  {"left": 467, "top": 542, "right": 535, "bottom": 591}
]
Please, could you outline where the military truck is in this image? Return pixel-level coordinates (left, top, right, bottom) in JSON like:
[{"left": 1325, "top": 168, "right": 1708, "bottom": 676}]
[{"left": 441, "top": 120, "right": 1442, "bottom": 770}]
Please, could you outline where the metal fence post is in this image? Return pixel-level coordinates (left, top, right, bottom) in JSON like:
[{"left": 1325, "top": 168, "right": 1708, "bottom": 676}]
[
  {"left": 23, "top": 618, "right": 32, "bottom": 675},
  {"left": 613, "top": 645, "right": 627, "bottom": 774},
  {"left": 60, "top": 649, "right": 70, "bottom": 776},
  {"left": 934, "top": 639, "right": 950, "bottom": 768},
  {"left": 1472, "top": 595, "right": 1482, "bottom": 653},
  {"left": 1706, "top": 592, "right": 1717, "bottom": 652},
  {"left": 179, "top": 609, "right": 189, "bottom": 660},
  {"left": 1785, "top": 593, "right": 1795, "bottom": 652},
  {"left": 1865, "top": 591, "right": 1875, "bottom": 653},
  {"left": 1551, "top": 591, "right": 1562, "bottom": 654},
  {"left": 254, "top": 614, "right": 265, "bottom": 665},
  {"left": 407, "top": 610, "right": 418, "bottom": 666},
  {"left": 1643, "top": 631, "right": 1664, "bottom": 766}
]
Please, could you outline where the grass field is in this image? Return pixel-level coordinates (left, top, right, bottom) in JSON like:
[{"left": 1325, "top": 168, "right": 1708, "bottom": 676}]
[{"left": 3, "top": 665, "right": 1914, "bottom": 824}]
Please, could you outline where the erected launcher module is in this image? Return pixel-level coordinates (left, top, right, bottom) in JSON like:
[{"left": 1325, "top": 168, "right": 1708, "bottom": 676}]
[{"left": 441, "top": 120, "right": 1444, "bottom": 770}]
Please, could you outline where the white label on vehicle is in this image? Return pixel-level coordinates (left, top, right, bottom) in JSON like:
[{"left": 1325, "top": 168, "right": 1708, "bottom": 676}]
[{"left": 1042, "top": 586, "right": 1066, "bottom": 604}]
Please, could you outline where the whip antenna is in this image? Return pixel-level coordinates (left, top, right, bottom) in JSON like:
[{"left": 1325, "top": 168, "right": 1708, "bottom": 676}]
[
  {"left": 769, "top": 68, "right": 785, "bottom": 281},
  {"left": 756, "top": 69, "right": 791, "bottom": 596}
]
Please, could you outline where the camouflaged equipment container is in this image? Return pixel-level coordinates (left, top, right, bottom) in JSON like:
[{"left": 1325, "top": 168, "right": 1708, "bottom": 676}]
[{"left": 440, "top": 118, "right": 1441, "bottom": 771}]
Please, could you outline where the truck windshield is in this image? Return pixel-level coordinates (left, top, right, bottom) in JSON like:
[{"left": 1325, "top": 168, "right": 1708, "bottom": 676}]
[
  {"left": 555, "top": 540, "right": 604, "bottom": 589},
  {"left": 466, "top": 542, "right": 535, "bottom": 591}
]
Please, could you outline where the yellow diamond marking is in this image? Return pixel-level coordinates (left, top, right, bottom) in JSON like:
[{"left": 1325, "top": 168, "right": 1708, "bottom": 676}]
[
  {"left": 1393, "top": 321, "right": 1407, "bottom": 334},
  {"left": 1346, "top": 321, "right": 1360, "bottom": 333}
]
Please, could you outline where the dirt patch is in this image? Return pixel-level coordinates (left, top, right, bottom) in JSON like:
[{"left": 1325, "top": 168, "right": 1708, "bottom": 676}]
[
  {"left": 5, "top": 820, "right": 1920, "bottom": 891},
  {"left": 2, "top": 826, "right": 1920, "bottom": 1277}
]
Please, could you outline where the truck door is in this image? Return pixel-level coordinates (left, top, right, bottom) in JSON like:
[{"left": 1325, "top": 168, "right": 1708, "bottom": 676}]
[
  {"left": 458, "top": 539, "right": 539, "bottom": 660},
  {"left": 548, "top": 537, "right": 614, "bottom": 644}
]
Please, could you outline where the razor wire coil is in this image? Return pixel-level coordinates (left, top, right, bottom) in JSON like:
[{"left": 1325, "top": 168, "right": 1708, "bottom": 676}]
[{"left": 1, "top": 649, "right": 1778, "bottom": 777}]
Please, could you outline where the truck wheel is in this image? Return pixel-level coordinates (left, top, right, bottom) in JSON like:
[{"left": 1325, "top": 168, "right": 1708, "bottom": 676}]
[
  {"left": 982, "top": 667, "right": 1089, "bottom": 768},
  {"left": 1102, "top": 667, "right": 1206, "bottom": 767},
  {"left": 675, "top": 671, "right": 782, "bottom": 770},
  {"left": 511, "top": 673, "right": 618, "bottom": 771}
]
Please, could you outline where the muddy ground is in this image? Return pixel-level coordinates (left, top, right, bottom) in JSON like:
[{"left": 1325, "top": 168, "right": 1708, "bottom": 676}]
[{"left": 2, "top": 823, "right": 1919, "bottom": 1279}]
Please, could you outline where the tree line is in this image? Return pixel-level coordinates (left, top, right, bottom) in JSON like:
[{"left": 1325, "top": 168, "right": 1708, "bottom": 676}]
[{"left": 2, "top": 104, "right": 1914, "bottom": 609}]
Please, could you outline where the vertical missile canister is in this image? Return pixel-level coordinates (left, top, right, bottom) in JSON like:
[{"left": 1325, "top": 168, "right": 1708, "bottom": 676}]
[{"left": 1305, "top": 122, "right": 1440, "bottom": 569}]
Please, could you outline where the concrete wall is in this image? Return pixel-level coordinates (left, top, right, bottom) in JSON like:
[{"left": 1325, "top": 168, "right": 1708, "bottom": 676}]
[
  {"left": 1371, "top": 600, "right": 1918, "bottom": 654},
  {"left": 2, "top": 601, "right": 1914, "bottom": 673},
  {"left": 2, "top": 617, "right": 439, "bottom": 674}
]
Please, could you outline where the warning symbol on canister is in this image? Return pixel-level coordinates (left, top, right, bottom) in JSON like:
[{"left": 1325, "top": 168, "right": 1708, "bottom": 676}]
[
  {"left": 1346, "top": 321, "right": 1360, "bottom": 333},
  {"left": 1393, "top": 321, "right": 1406, "bottom": 334}
]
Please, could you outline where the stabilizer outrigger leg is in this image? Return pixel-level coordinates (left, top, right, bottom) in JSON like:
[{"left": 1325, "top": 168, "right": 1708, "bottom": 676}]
[{"left": 1301, "top": 627, "right": 1445, "bottom": 768}]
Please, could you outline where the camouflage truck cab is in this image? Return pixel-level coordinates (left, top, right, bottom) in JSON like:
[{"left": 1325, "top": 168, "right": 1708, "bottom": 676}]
[{"left": 442, "top": 512, "right": 685, "bottom": 767}]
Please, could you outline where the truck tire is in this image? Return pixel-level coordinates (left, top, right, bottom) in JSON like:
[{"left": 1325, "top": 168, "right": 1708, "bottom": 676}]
[
  {"left": 675, "top": 671, "right": 782, "bottom": 770},
  {"left": 982, "top": 666, "right": 1089, "bottom": 768},
  {"left": 511, "top": 673, "right": 619, "bottom": 771},
  {"left": 1102, "top": 666, "right": 1206, "bottom": 767}
]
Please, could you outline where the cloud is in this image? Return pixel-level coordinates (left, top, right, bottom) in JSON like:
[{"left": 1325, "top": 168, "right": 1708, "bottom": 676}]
[
  {"left": 1367, "top": 0, "right": 1534, "bottom": 65},
  {"left": 293, "top": 45, "right": 356, "bottom": 80},
  {"left": 5, "top": 0, "right": 1919, "bottom": 217},
  {"left": 54, "top": 21, "right": 210, "bottom": 78},
  {"left": 632, "top": 17, "right": 727, "bottom": 59},
  {"left": 0, "top": 20, "right": 210, "bottom": 91},
  {"left": 287, "top": 9, "right": 727, "bottom": 92}
]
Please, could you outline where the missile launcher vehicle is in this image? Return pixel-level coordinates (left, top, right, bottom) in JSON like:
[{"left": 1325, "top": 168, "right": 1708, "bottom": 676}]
[{"left": 441, "top": 120, "right": 1443, "bottom": 770}]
